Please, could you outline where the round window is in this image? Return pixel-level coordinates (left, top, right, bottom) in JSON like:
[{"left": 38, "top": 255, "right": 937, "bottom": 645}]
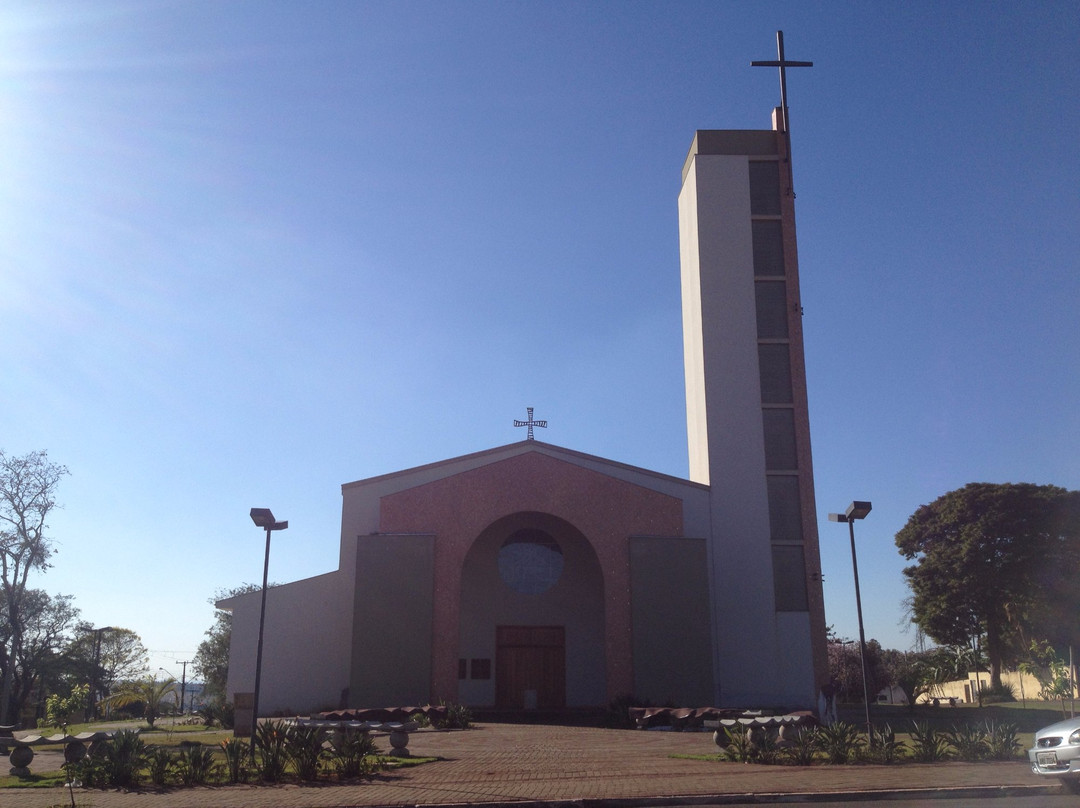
[{"left": 497, "top": 528, "right": 564, "bottom": 594}]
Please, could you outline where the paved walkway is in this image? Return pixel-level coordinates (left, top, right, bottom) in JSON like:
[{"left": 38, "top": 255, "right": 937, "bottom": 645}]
[{"left": 5, "top": 723, "right": 1058, "bottom": 808}]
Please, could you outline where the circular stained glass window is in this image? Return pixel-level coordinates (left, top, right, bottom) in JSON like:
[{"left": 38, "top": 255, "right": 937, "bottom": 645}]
[{"left": 497, "top": 528, "right": 564, "bottom": 594}]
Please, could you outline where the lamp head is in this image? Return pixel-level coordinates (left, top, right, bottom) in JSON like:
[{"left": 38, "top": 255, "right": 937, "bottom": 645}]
[
  {"left": 845, "top": 501, "right": 872, "bottom": 520},
  {"left": 250, "top": 508, "right": 276, "bottom": 528},
  {"left": 830, "top": 501, "right": 872, "bottom": 523}
]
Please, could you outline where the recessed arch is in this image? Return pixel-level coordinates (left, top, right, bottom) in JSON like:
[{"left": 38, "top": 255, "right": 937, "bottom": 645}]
[{"left": 457, "top": 511, "right": 605, "bottom": 708}]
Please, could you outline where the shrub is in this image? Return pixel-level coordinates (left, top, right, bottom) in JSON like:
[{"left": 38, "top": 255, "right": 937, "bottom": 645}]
[
  {"left": 75, "top": 745, "right": 110, "bottom": 789},
  {"left": 944, "top": 723, "right": 988, "bottom": 761},
  {"left": 754, "top": 727, "right": 781, "bottom": 764},
  {"left": 979, "top": 681, "right": 1016, "bottom": 704},
  {"left": 781, "top": 725, "right": 819, "bottom": 766},
  {"left": 177, "top": 742, "right": 219, "bottom": 785},
  {"left": 103, "top": 729, "right": 148, "bottom": 788},
  {"left": 200, "top": 700, "right": 235, "bottom": 729},
  {"left": 220, "top": 737, "right": 248, "bottom": 783},
  {"left": 909, "top": 721, "right": 950, "bottom": 762},
  {"left": 328, "top": 728, "right": 381, "bottom": 779},
  {"left": 255, "top": 720, "right": 290, "bottom": 782},
  {"left": 817, "top": 721, "right": 864, "bottom": 765},
  {"left": 865, "top": 723, "right": 906, "bottom": 764},
  {"left": 719, "top": 723, "right": 758, "bottom": 763},
  {"left": 602, "top": 694, "right": 651, "bottom": 729},
  {"left": 435, "top": 702, "right": 473, "bottom": 729},
  {"left": 410, "top": 710, "right": 432, "bottom": 728},
  {"left": 285, "top": 724, "right": 327, "bottom": 781},
  {"left": 146, "top": 747, "right": 175, "bottom": 786},
  {"left": 983, "top": 720, "right": 1021, "bottom": 760}
]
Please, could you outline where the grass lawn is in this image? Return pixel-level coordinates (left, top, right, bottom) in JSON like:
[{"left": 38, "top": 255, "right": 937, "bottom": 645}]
[
  {"left": 0, "top": 772, "right": 69, "bottom": 788},
  {"left": 27, "top": 718, "right": 218, "bottom": 738}
]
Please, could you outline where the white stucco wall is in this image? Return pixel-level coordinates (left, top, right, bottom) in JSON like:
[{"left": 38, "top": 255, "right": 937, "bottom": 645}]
[
  {"left": 224, "top": 570, "right": 351, "bottom": 715},
  {"left": 680, "top": 151, "right": 793, "bottom": 707}
]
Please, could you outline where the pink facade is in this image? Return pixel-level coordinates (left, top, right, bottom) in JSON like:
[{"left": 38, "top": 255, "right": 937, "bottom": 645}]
[{"left": 378, "top": 451, "right": 684, "bottom": 702}]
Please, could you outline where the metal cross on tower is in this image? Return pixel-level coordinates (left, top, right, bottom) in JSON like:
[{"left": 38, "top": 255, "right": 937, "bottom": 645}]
[
  {"left": 751, "top": 30, "right": 813, "bottom": 135},
  {"left": 513, "top": 407, "right": 547, "bottom": 440},
  {"left": 751, "top": 31, "right": 812, "bottom": 197}
]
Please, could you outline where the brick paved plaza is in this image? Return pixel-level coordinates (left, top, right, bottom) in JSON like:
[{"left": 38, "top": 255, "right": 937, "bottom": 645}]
[{"left": 4, "top": 722, "right": 1056, "bottom": 808}]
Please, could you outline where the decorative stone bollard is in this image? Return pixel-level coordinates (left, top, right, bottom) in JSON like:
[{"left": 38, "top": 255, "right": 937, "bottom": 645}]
[
  {"left": 9, "top": 744, "right": 34, "bottom": 777},
  {"left": 65, "top": 740, "right": 87, "bottom": 764},
  {"left": 388, "top": 727, "right": 410, "bottom": 757},
  {"left": 0, "top": 724, "right": 16, "bottom": 755}
]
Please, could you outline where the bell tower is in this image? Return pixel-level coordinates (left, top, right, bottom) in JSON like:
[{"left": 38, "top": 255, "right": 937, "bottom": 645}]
[{"left": 678, "top": 41, "right": 827, "bottom": 704}]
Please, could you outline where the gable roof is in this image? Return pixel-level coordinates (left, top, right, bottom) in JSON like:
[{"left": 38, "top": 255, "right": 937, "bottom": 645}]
[{"left": 341, "top": 439, "right": 707, "bottom": 498}]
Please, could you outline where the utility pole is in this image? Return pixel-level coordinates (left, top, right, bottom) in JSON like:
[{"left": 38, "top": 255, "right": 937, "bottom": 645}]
[{"left": 175, "top": 660, "right": 189, "bottom": 713}]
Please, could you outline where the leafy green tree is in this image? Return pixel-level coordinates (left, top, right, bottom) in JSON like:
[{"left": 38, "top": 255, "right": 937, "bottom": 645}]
[
  {"left": 895, "top": 482, "right": 1080, "bottom": 689},
  {"left": 101, "top": 675, "right": 177, "bottom": 727},
  {"left": 827, "top": 637, "right": 888, "bottom": 703},
  {"left": 0, "top": 588, "right": 80, "bottom": 723},
  {"left": 878, "top": 647, "right": 938, "bottom": 705},
  {"left": 193, "top": 584, "right": 261, "bottom": 703},
  {"left": 0, "top": 449, "right": 70, "bottom": 723},
  {"left": 67, "top": 627, "right": 148, "bottom": 695},
  {"left": 55, "top": 626, "right": 149, "bottom": 717},
  {"left": 45, "top": 683, "right": 89, "bottom": 726}
]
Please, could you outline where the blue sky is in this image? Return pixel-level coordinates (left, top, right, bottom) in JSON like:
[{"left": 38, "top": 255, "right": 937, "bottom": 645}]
[{"left": 2, "top": 1, "right": 1077, "bottom": 683}]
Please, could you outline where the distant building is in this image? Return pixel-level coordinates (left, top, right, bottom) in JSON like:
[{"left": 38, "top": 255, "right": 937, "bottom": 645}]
[
  {"left": 221, "top": 112, "right": 827, "bottom": 716},
  {"left": 876, "top": 684, "right": 909, "bottom": 705}
]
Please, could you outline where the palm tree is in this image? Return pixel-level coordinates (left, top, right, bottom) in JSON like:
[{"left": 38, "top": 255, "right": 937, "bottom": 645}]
[{"left": 100, "top": 675, "right": 177, "bottom": 728}]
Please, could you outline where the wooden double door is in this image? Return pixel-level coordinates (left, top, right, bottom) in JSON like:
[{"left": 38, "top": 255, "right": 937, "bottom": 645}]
[{"left": 495, "top": 625, "right": 566, "bottom": 709}]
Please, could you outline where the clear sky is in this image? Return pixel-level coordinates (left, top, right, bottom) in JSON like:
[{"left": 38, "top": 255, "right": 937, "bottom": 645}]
[{"left": 2, "top": 1, "right": 1077, "bottom": 684}]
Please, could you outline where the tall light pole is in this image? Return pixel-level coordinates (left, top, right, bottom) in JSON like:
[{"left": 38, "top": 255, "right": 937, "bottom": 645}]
[
  {"left": 158, "top": 664, "right": 188, "bottom": 714},
  {"left": 249, "top": 508, "right": 287, "bottom": 758},
  {"left": 829, "top": 501, "right": 872, "bottom": 740}
]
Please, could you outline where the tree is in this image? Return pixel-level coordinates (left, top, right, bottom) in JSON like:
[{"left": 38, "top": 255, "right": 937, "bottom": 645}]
[
  {"left": 100, "top": 675, "right": 177, "bottom": 727},
  {"left": 45, "top": 683, "right": 89, "bottom": 727},
  {"left": 0, "top": 450, "right": 70, "bottom": 723},
  {"left": 69, "top": 628, "right": 148, "bottom": 694},
  {"left": 193, "top": 584, "right": 261, "bottom": 703},
  {"left": 58, "top": 626, "right": 148, "bottom": 715},
  {"left": 827, "top": 637, "right": 888, "bottom": 703},
  {"left": 878, "top": 648, "right": 938, "bottom": 706},
  {"left": 1019, "top": 640, "right": 1073, "bottom": 717},
  {"left": 0, "top": 589, "right": 81, "bottom": 722},
  {"left": 895, "top": 482, "right": 1080, "bottom": 689}
]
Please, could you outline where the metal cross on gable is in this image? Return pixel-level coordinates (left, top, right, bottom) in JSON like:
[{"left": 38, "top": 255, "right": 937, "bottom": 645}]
[{"left": 513, "top": 407, "right": 547, "bottom": 440}]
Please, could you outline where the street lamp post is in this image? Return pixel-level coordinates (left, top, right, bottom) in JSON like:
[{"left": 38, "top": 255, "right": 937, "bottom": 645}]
[
  {"left": 249, "top": 508, "right": 288, "bottom": 759},
  {"left": 158, "top": 667, "right": 177, "bottom": 712},
  {"left": 829, "top": 501, "right": 873, "bottom": 740},
  {"left": 158, "top": 664, "right": 188, "bottom": 714}
]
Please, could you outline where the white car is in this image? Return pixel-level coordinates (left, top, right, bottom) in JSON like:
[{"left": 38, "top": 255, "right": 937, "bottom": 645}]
[{"left": 1029, "top": 715, "right": 1080, "bottom": 789}]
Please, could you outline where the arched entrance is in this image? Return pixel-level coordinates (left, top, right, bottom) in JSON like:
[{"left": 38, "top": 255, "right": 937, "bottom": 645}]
[{"left": 457, "top": 511, "right": 605, "bottom": 708}]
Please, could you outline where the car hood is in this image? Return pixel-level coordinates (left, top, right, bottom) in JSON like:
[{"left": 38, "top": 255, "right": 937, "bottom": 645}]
[{"left": 1035, "top": 717, "right": 1080, "bottom": 739}]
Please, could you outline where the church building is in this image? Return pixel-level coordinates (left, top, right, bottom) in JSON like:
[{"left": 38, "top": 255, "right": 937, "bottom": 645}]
[{"left": 222, "top": 109, "right": 828, "bottom": 717}]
